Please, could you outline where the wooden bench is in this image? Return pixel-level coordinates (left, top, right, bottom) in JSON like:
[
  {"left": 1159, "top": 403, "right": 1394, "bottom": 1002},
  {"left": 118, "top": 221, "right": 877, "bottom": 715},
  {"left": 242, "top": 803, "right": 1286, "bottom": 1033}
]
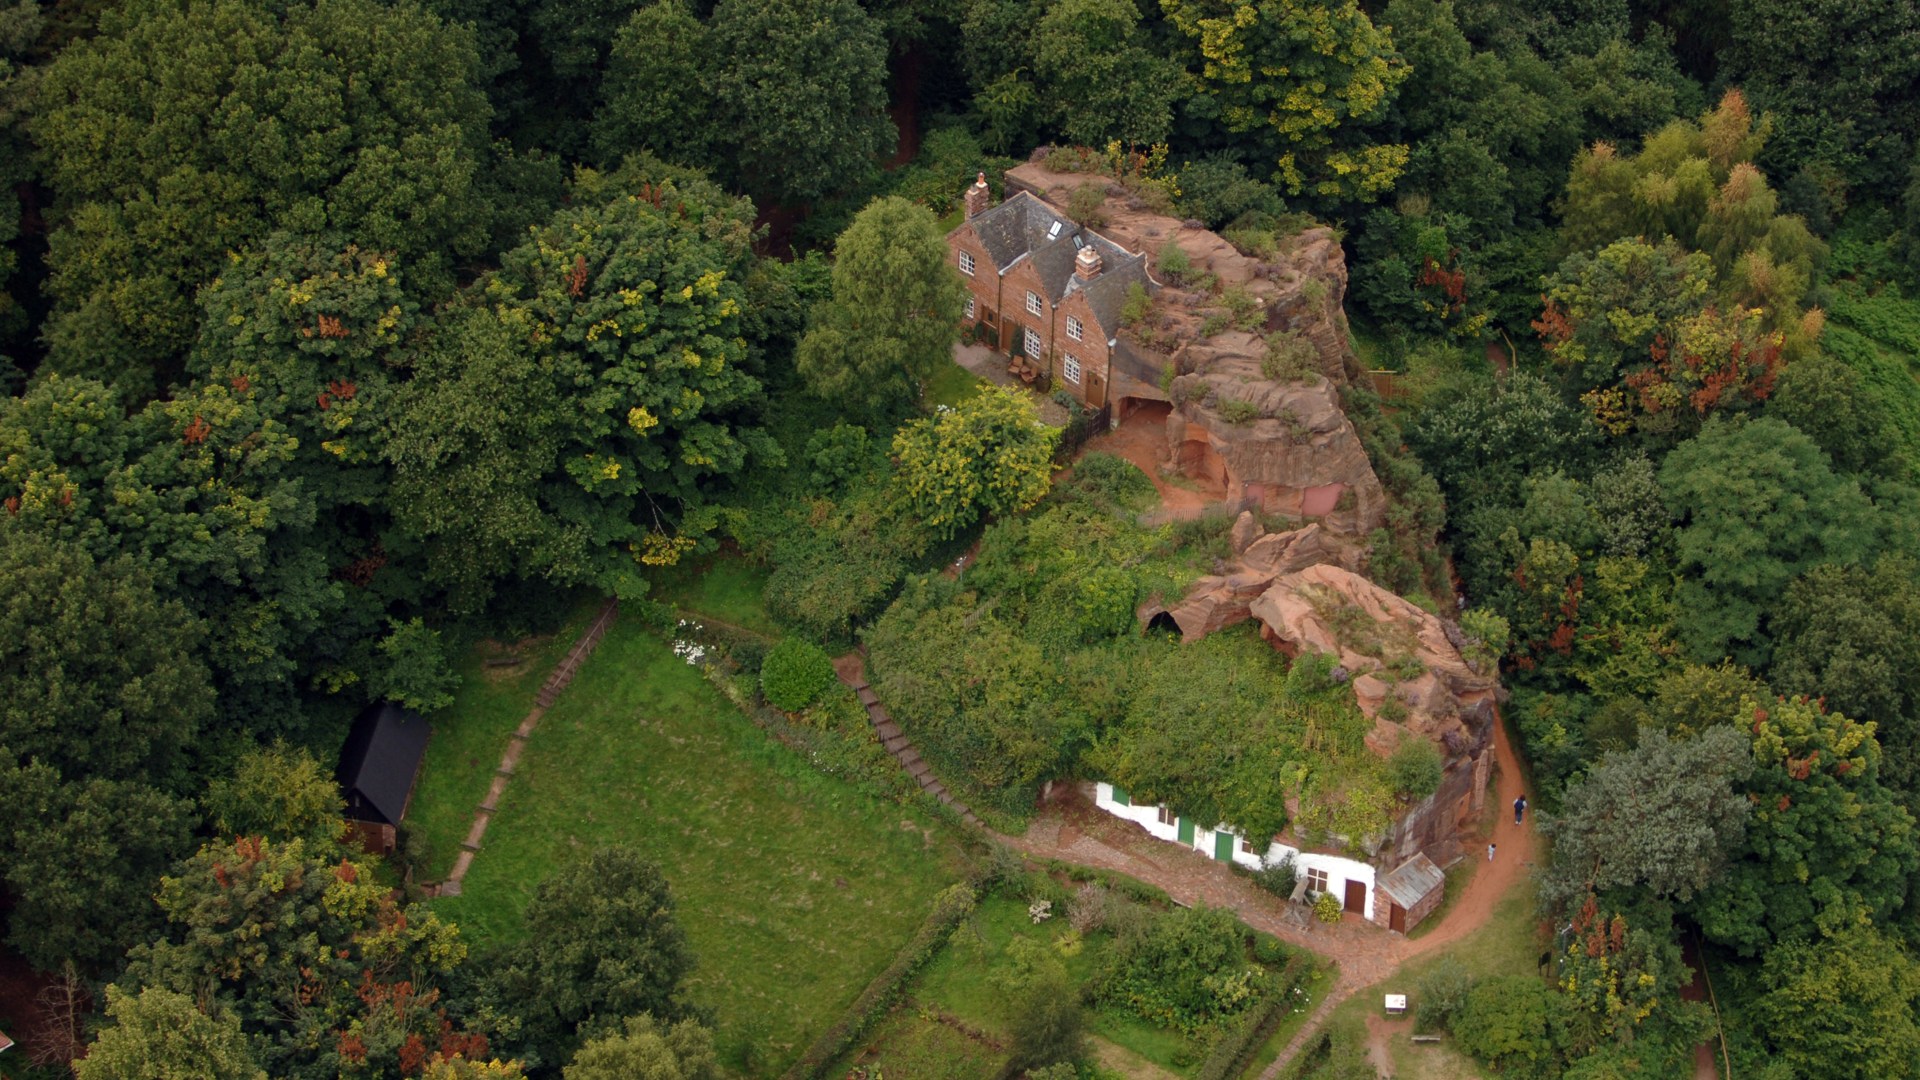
[{"left": 1411, "top": 1035, "right": 1443, "bottom": 1045}]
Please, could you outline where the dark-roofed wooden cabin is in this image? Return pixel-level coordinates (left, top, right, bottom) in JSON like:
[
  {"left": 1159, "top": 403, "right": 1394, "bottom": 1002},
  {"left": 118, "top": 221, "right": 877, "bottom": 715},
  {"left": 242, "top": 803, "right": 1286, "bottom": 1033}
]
[{"left": 335, "top": 702, "right": 430, "bottom": 852}]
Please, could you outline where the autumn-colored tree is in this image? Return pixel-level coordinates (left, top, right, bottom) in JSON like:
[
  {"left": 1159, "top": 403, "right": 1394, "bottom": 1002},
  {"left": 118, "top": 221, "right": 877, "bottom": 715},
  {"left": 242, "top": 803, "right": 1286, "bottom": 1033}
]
[{"left": 123, "top": 836, "right": 488, "bottom": 1080}]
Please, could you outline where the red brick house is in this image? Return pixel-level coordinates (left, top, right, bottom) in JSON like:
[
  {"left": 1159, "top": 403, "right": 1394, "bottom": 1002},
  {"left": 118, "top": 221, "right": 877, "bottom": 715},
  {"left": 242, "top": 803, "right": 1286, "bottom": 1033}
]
[{"left": 947, "top": 174, "right": 1153, "bottom": 409}]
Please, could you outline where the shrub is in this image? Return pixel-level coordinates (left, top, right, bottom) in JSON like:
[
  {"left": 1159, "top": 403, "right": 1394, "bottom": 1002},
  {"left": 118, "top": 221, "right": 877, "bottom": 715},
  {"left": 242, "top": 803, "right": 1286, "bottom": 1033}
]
[
  {"left": 1450, "top": 976, "right": 1564, "bottom": 1079},
  {"left": 1066, "top": 184, "right": 1106, "bottom": 226},
  {"left": 1251, "top": 853, "right": 1298, "bottom": 900},
  {"left": 803, "top": 423, "right": 872, "bottom": 492},
  {"left": 1313, "top": 893, "right": 1342, "bottom": 923},
  {"left": 1093, "top": 906, "right": 1264, "bottom": 1035},
  {"left": 1263, "top": 332, "right": 1318, "bottom": 382},
  {"left": 1199, "top": 311, "right": 1229, "bottom": 337},
  {"left": 1121, "top": 281, "right": 1151, "bottom": 325},
  {"left": 1388, "top": 738, "right": 1444, "bottom": 799},
  {"left": 1220, "top": 398, "right": 1261, "bottom": 424},
  {"left": 1059, "top": 452, "right": 1158, "bottom": 512},
  {"left": 760, "top": 637, "right": 835, "bottom": 711},
  {"left": 1158, "top": 243, "right": 1193, "bottom": 283},
  {"left": 1414, "top": 960, "right": 1473, "bottom": 1033},
  {"left": 1068, "top": 882, "right": 1114, "bottom": 933},
  {"left": 1222, "top": 226, "right": 1279, "bottom": 259}
]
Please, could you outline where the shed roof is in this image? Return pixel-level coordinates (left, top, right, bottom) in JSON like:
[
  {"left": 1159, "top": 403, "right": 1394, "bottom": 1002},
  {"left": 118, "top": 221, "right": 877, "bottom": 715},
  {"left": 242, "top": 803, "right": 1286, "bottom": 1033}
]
[
  {"left": 335, "top": 701, "right": 431, "bottom": 827},
  {"left": 1378, "top": 852, "right": 1445, "bottom": 908},
  {"left": 0, "top": 1027, "right": 13, "bottom": 1054}
]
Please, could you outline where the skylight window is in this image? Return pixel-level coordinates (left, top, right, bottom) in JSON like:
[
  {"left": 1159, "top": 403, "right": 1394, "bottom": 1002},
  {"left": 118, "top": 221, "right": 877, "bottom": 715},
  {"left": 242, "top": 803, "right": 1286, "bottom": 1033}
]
[{"left": 1047, "top": 220, "right": 1063, "bottom": 239}]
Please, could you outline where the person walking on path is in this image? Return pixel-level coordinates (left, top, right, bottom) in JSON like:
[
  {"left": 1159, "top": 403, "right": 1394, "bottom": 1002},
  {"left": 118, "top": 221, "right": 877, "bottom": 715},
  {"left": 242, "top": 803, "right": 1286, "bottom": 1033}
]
[
  {"left": 1488, "top": 842, "right": 1496, "bottom": 861},
  {"left": 1514, "top": 795, "right": 1527, "bottom": 825}
]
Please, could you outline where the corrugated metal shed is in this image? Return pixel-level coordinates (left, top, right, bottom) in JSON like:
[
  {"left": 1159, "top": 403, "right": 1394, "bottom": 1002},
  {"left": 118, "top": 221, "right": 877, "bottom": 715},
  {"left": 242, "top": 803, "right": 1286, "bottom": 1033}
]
[{"left": 1378, "top": 852, "right": 1445, "bottom": 908}]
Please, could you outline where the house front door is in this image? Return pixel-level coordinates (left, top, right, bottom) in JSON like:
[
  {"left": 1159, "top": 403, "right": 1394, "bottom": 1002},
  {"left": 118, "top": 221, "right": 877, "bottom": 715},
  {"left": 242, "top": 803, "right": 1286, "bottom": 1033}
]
[
  {"left": 1214, "top": 831, "right": 1234, "bottom": 861},
  {"left": 1343, "top": 880, "right": 1366, "bottom": 914},
  {"left": 1176, "top": 817, "right": 1194, "bottom": 846}
]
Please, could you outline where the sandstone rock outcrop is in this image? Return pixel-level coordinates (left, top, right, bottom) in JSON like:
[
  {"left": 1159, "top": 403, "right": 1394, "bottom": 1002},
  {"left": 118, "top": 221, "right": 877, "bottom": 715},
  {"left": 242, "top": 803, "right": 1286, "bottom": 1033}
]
[{"left": 1004, "top": 161, "right": 1386, "bottom": 536}]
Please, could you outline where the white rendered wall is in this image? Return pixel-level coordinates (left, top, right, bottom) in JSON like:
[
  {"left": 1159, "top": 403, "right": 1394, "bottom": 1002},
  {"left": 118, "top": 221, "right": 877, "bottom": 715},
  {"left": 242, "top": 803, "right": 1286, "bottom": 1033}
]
[{"left": 1094, "top": 782, "right": 1376, "bottom": 921}]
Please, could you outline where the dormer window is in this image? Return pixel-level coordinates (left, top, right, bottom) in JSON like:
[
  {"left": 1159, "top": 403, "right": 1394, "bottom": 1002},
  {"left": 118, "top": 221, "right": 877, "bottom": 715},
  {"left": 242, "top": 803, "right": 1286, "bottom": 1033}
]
[
  {"left": 1026, "top": 290, "right": 1042, "bottom": 316},
  {"left": 959, "top": 250, "right": 975, "bottom": 276}
]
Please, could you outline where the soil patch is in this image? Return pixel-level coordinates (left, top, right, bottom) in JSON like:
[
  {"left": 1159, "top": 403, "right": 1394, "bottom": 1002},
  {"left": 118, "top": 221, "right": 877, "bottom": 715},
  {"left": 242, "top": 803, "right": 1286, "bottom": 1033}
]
[{"left": 1082, "top": 401, "right": 1220, "bottom": 520}]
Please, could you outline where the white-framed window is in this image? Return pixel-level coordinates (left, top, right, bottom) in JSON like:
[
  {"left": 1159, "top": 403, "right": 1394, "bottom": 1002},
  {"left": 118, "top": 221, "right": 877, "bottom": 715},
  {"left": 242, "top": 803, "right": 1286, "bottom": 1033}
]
[
  {"left": 1066, "top": 315, "right": 1084, "bottom": 341},
  {"left": 1306, "top": 867, "right": 1330, "bottom": 893},
  {"left": 1063, "top": 354, "right": 1081, "bottom": 384},
  {"left": 1157, "top": 805, "right": 1175, "bottom": 826},
  {"left": 959, "top": 250, "right": 976, "bottom": 276},
  {"left": 965, "top": 296, "right": 976, "bottom": 320},
  {"left": 1026, "top": 290, "right": 1043, "bottom": 316},
  {"left": 1024, "top": 327, "right": 1042, "bottom": 358}
]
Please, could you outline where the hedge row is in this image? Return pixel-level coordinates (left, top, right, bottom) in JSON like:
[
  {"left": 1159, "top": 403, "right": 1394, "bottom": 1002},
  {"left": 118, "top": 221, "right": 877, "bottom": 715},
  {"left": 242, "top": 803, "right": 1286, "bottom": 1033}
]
[
  {"left": 779, "top": 882, "right": 980, "bottom": 1079},
  {"left": 1194, "top": 952, "right": 1315, "bottom": 1080}
]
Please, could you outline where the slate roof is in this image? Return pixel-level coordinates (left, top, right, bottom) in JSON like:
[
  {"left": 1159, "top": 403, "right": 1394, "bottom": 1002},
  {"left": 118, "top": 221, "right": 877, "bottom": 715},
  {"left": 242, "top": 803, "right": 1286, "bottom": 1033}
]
[
  {"left": 335, "top": 701, "right": 431, "bottom": 827},
  {"left": 1378, "top": 851, "right": 1445, "bottom": 908},
  {"left": 959, "top": 190, "right": 1151, "bottom": 340}
]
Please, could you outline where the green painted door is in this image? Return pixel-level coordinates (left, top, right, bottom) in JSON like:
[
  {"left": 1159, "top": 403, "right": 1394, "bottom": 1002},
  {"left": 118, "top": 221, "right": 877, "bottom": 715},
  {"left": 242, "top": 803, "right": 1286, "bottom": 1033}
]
[
  {"left": 1214, "top": 831, "right": 1235, "bottom": 861},
  {"left": 1111, "top": 786, "right": 1129, "bottom": 806},
  {"left": 1177, "top": 817, "right": 1194, "bottom": 845}
]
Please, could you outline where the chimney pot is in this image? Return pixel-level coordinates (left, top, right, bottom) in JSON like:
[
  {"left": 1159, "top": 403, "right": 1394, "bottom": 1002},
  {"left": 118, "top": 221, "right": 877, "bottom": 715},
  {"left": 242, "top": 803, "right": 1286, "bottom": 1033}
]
[
  {"left": 1075, "top": 243, "right": 1103, "bottom": 280},
  {"left": 965, "top": 172, "right": 991, "bottom": 219}
]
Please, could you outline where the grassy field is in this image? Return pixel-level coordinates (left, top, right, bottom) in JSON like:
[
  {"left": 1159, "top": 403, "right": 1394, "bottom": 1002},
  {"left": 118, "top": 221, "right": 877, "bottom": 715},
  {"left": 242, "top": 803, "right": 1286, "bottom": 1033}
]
[
  {"left": 646, "top": 554, "right": 779, "bottom": 636},
  {"left": 403, "top": 600, "right": 602, "bottom": 880},
  {"left": 425, "top": 619, "right": 970, "bottom": 1074}
]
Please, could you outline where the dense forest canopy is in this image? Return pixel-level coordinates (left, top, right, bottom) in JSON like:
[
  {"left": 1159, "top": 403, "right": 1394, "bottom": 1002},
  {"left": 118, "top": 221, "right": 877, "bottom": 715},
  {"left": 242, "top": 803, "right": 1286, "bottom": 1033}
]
[{"left": 4, "top": 0, "right": 1920, "bottom": 1076}]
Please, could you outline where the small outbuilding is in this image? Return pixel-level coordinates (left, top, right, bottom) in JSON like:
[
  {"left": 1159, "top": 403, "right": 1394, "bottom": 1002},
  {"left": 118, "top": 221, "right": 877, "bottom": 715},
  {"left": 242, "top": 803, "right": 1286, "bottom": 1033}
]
[
  {"left": 1376, "top": 852, "right": 1447, "bottom": 934},
  {"left": 335, "top": 702, "right": 431, "bottom": 851},
  {"left": 0, "top": 1026, "right": 14, "bottom": 1054}
]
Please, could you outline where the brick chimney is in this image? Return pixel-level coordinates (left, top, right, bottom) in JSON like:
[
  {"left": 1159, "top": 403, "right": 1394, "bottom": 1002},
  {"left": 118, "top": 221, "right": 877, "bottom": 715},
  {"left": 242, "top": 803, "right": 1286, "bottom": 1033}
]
[
  {"left": 1074, "top": 243, "right": 1103, "bottom": 281},
  {"left": 964, "top": 172, "right": 991, "bottom": 218}
]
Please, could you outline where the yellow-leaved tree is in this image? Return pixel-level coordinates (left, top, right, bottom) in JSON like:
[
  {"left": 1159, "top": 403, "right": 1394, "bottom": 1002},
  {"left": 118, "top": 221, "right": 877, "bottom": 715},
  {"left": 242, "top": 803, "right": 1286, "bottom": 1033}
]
[{"left": 891, "top": 386, "right": 1059, "bottom": 539}]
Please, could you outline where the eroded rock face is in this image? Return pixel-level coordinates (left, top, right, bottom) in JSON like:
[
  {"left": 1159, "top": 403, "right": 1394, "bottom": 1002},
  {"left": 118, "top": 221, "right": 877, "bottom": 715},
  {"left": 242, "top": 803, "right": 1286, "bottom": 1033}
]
[
  {"left": 1246, "top": 563, "right": 1498, "bottom": 757},
  {"left": 1164, "top": 367, "right": 1387, "bottom": 536}
]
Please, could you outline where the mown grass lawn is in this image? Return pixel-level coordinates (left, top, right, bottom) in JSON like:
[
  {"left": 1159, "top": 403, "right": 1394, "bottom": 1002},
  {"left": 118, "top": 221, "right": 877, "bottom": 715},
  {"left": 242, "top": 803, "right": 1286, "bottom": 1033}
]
[
  {"left": 403, "top": 600, "right": 602, "bottom": 881},
  {"left": 647, "top": 555, "right": 779, "bottom": 636},
  {"left": 925, "top": 360, "right": 985, "bottom": 410},
  {"left": 427, "top": 619, "right": 970, "bottom": 1075}
]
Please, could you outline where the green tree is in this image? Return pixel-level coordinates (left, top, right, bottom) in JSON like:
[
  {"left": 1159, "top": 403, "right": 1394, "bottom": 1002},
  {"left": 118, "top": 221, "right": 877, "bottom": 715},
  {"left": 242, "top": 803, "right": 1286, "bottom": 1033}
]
[
  {"left": 1694, "top": 696, "right": 1920, "bottom": 954},
  {"left": 1160, "top": 0, "right": 1411, "bottom": 201},
  {"left": 0, "top": 764, "right": 195, "bottom": 973},
  {"left": 1723, "top": 0, "right": 1920, "bottom": 195},
  {"left": 1000, "top": 937, "right": 1086, "bottom": 1071},
  {"left": 795, "top": 196, "right": 968, "bottom": 417},
  {"left": 1659, "top": 416, "right": 1880, "bottom": 665},
  {"left": 394, "top": 165, "right": 776, "bottom": 601},
  {"left": 0, "top": 528, "right": 212, "bottom": 783},
  {"left": 75, "top": 985, "right": 265, "bottom": 1080},
  {"left": 494, "top": 848, "right": 697, "bottom": 1064},
  {"left": 203, "top": 742, "right": 345, "bottom": 849},
  {"left": 709, "top": 0, "right": 892, "bottom": 204},
  {"left": 592, "top": 3, "right": 714, "bottom": 167},
  {"left": 125, "top": 836, "right": 481, "bottom": 1080},
  {"left": 890, "top": 386, "right": 1057, "bottom": 540},
  {"left": 1538, "top": 728, "right": 1752, "bottom": 909},
  {"left": 373, "top": 617, "right": 460, "bottom": 712},
  {"left": 31, "top": 0, "right": 491, "bottom": 392},
  {"left": 564, "top": 1015, "right": 718, "bottom": 1080},
  {"left": 1450, "top": 976, "right": 1565, "bottom": 1079},
  {"left": 1751, "top": 926, "right": 1920, "bottom": 1080},
  {"left": 1031, "top": 0, "right": 1182, "bottom": 146}
]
